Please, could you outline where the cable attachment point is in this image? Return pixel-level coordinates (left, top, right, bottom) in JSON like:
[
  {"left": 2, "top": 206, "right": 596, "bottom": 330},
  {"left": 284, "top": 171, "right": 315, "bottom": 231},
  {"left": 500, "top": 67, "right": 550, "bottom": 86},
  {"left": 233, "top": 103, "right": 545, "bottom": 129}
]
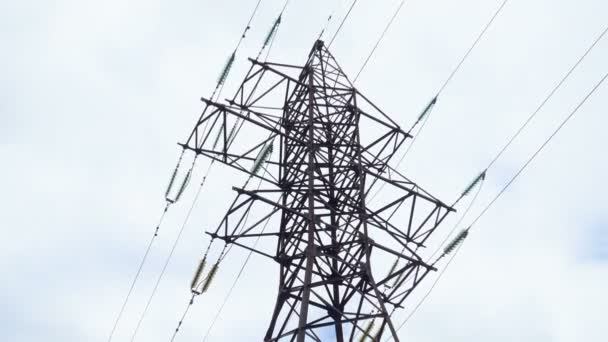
[
  {"left": 410, "top": 96, "right": 437, "bottom": 132},
  {"left": 251, "top": 143, "right": 274, "bottom": 176},
  {"left": 202, "top": 262, "right": 220, "bottom": 293},
  {"left": 263, "top": 16, "right": 282, "bottom": 50},
  {"left": 176, "top": 169, "right": 192, "bottom": 202},
  {"left": 165, "top": 152, "right": 185, "bottom": 200},
  {"left": 242, "top": 25, "right": 251, "bottom": 38},
  {"left": 442, "top": 228, "right": 470, "bottom": 258},
  {"left": 217, "top": 52, "right": 236, "bottom": 88},
  {"left": 190, "top": 256, "right": 208, "bottom": 293},
  {"left": 165, "top": 153, "right": 193, "bottom": 204},
  {"left": 461, "top": 170, "right": 486, "bottom": 197}
]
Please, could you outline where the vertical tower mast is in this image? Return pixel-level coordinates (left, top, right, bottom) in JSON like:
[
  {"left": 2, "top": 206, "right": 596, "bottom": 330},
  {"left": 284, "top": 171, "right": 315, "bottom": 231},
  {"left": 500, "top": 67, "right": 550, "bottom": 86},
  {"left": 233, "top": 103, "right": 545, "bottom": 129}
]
[{"left": 181, "top": 40, "right": 454, "bottom": 341}]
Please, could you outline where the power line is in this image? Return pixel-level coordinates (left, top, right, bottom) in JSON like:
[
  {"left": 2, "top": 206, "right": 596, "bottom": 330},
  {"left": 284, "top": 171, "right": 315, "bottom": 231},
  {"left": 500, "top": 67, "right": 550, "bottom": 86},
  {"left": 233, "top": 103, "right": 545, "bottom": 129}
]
[
  {"left": 202, "top": 211, "right": 273, "bottom": 341},
  {"left": 485, "top": 24, "right": 608, "bottom": 170},
  {"left": 166, "top": 157, "right": 276, "bottom": 341},
  {"left": 428, "top": 178, "right": 485, "bottom": 261},
  {"left": 389, "top": 67, "right": 608, "bottom": 341},
  {"left": 170, "top": 294, "right": 196, "bottom": 342},
  {"left": 375, "top": 0, "right": 510, "bottom": 185},
  {"left": 328, "top": 0, "right": 359, "bottom": 48},
  {"left": 384, "top": 20, "right": 608, "bottom": 339},
  {"left": 111, "top": 2, "right": 269, "bottom": 339},
  {"left": 438, "top": 22, "right": 608, "bottom": 255},
  {"left": 437, "top": 0, "right": 509, "bottom": 96},
  {"left": 106, "top": 206, "right": 168, "bottom": 342},
  {"left": 469, "top": 70, "right": 608, "bottom": 230},
  {"left": 129, "top": 174, "right": 208, "bottom": 341},
  {"left": 234, "top": 0, "right": 264, "bottom": 52},
  {"left": 458, "top": 22, "right": 608, "bottom": 231},
  {"left": 354, "top": 0, "right": 407, "bottom": 83},
  {"left": 165, "top": 9, "right": 292, "bottom": 337},
  {"left": 367, "top": 107, "right": 432, "bottom": 204},
  {"left": 392, "top": 0, "right": 510, "bottom": 167},
  {"left": 386, "top": 242, "right": 464, "bottom": 341},
  {"left": 318, "top": 0, "right": 342, "bottom": 40}
]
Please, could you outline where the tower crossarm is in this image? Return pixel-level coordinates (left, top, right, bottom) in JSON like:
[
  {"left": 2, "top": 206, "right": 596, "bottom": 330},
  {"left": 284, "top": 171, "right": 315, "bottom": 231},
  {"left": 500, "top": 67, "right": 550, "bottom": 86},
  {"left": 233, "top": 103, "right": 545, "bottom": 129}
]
[{"left": 183, "top": 40, "right": 456, "bottom": 341}]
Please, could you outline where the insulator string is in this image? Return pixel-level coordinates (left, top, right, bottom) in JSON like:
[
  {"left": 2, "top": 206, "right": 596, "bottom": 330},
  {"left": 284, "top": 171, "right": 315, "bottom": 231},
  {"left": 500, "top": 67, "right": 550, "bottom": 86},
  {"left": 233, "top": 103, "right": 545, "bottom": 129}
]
[
  {"left": 108, "top": 1, "right": 269, "bottom": 339},
  {"left": 382, "top": 20, "right": 608, "bottom": 340},
  {"left": 201, "top": 193, "right": 273, "bottom": 341},
  {"left": 387, "top": 66, "right": 608, "bottom": 342},
  {"left": 129, "top": 161, "right": 207, "bottom": 341},
  {"left": 429, "top": 179, "right": 484, "bottom": 262},
  {"left": 168, "top": 163, "right": 274, "bottom": 341}
]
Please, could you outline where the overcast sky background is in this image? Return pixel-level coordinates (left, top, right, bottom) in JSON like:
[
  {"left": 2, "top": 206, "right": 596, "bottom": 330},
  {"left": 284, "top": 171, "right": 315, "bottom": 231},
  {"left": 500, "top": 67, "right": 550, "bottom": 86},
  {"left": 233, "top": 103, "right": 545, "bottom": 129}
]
[{"left": 1, "top": 0, "right": 607, "bottom": 341}]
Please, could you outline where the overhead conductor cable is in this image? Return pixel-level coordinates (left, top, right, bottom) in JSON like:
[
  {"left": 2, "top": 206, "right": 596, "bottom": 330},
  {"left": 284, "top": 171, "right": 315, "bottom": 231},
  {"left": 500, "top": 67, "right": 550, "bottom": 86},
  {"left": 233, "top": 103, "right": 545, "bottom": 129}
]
[
  {"left": 354, "top": 0, "right": 408, "bottom": 83},
  {"left": 368, "top": 0, "right": 508, "bottom": 204},
  {"left": 119, "top": 2, "right": 266, "bottom": 342},
  {"left": 387, "top": 26, "right": 608, "bottom": 340},
  {"left": 168, "top": 3, "right": 292, "bottom": 339}
]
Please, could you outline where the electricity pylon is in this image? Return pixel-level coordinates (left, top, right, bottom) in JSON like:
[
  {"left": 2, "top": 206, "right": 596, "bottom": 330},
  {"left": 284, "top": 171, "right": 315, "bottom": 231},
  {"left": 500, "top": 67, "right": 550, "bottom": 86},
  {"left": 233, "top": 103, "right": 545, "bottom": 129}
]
[{"left": 181, "top": 40, "right": 454, "bottom": 341}]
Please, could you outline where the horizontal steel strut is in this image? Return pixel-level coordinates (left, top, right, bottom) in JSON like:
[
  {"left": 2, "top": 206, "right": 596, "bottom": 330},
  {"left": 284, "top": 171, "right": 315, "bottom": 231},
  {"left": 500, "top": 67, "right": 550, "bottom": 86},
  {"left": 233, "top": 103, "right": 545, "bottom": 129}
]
[{"left": 182, "top": 40, "right": 453, "bottom": 341}]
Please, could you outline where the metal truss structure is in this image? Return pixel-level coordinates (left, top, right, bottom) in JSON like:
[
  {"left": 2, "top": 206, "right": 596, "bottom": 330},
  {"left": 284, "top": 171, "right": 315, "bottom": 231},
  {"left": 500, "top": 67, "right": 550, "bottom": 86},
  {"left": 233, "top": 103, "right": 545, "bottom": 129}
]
[{"left": 180, "top": 40, "right": 454, "bottom": 342}]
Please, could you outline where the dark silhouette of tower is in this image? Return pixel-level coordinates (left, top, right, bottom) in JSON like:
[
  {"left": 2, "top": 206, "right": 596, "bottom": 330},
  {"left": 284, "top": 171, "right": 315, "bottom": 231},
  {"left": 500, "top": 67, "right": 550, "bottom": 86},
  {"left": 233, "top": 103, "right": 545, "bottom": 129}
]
[{"left": 181, "top": 40, "right": 453, "bottom": 342}]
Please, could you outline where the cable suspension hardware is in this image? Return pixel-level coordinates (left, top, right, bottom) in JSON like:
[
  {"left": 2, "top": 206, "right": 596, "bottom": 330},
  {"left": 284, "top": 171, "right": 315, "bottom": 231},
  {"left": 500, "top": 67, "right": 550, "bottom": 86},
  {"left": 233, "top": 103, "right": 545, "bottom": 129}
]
[
  {"left": 258, "top": 16, "right": 282, "bottom": 59},
  {"left": 318, "top": 0, "right": 341, "bottom": 40},
  {"left": 461, "top": 170, "right": 486, "bottom": 198},
  {"left": 167, "top": 6, "right": 291, "bottom": 333},
  {"left": 440, "top": 228, "right": 469, "bottom": 259},
  {"left": 409, "top": 97, "right": 437, "bottom": 134},
  {"left": 251, "top": 143, "right": 274, "bottom": 175},
  {"left": 130, "top": 2, "right": 608, "bottom": 341},
  {"left": 217, "top": 52, "right": 236, "bottom": 88},
  {"left": 367, "top": 0, "right": 504, "bottom": 204},
  {"left": 367, "top": 97, "right": 438, "bottom": 204},
  {"left": 201, "top": 261, "right": 220, "bottom": 293},
  {"left": 116, "top": 1, "right": 274, "bottom": 340},
  {"left": 388, "top": 33, "right": 608, "bottom": 341},
  {"left": 164, "top": 152, "right": 181, "bottom": 200},
  {"left": 189, "top": 257, "right": 207, "bottom": 292},
  {"left": 383, "top": 0, "right": 511, "bottom": 173}
]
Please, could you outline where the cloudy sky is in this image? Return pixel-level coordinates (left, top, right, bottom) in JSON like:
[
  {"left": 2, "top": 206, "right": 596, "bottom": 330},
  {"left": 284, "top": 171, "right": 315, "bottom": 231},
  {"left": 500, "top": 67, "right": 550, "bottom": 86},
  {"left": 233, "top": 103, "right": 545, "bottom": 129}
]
[{"left": 1, "top": 0, "right": 607, "bottom": 341}]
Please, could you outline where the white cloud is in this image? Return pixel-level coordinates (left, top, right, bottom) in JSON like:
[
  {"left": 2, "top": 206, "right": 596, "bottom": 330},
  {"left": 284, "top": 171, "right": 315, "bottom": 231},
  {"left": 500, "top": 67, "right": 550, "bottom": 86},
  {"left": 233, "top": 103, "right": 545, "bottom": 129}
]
[{"left": 1, "top": 0, "right": 607, "bottom": 341}]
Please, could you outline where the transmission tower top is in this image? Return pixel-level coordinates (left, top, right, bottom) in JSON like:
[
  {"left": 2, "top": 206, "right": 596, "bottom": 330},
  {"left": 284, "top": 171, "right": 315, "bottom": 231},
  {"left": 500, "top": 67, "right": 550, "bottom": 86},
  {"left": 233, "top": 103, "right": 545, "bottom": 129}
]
[{"left": 180, "top": 39, "right": 454, "bottom": 341}]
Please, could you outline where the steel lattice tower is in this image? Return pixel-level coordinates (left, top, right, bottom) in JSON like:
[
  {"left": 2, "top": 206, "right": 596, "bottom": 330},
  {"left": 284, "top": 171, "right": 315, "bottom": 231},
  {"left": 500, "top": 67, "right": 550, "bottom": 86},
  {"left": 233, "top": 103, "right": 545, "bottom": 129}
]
[{"left": 181, "top": 40, "right": 453, "bottom": 341}]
